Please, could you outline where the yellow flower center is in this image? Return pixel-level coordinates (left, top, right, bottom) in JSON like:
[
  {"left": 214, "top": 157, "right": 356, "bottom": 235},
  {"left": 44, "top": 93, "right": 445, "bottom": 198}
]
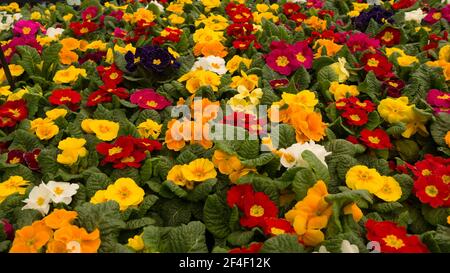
[
  {"left": 108, "top": 147, "right": 123, "bottom": 156},
  {"left": 118, "top": 186, "right": 131, "bottom": 199},
  {"left": 422, "top": 169, "right": 432, "bottom": 176},
  {"left": 270, "top": 227, "right": 285, "bottom": 235},
  {"left": 121, "top": 156, "right": 135, "bottom": 163},
  {"left": 296, "top": 53, "right": 306, "bottom": 62},
  {"left": 432, "top": 12, "right": 442, "bottom": 20},
  {"left": 367, "top": 58, "right": 379, "bottom": 67},
  {"left": 99, "top": 125, "right": 111, "bottom": 133},
  {"left": 60, "top": 96, "right": 72, "bottom": 102},
  {"left": 437, "top": 94, "right": 450, "bottom": 100},
  {"left": 249, "top": 204, "right": 265, "bottom": 217},
  {"left": 37, "top": 197, "right": 45, "bottom": 206},
  {"left": 134, "top": 57, "right": 140, "bottom": 64},
  {"left": 388, "top": 82, "right": 399, "bottom": 88},
  {"left": 80, "top": 27, "right": 89, "bottom": 34},
  {"left": 442, "top": 175, "right": 450, "bottom": 184},
  {"left": 146, "top": 101, "right": 158, "bottom": 108},
  {"left": 9, "top": 157, "right": 21, "bottom": 164},
  {"left": 383, "top": 235, "right": 405, "bottom": 249},
  {"left": 284, "top": 153, "right": 296, "bottom": 164},
  {"left": 9, "top": 108, "right": 21, "bottom": 118},
  {"left": 425, "top": 185, "right": 439, "bottom": 197},
  {"left": 211, "top": 63, "right": 221, "bottom": 69},
  {"left": 4, "top": 48, "right": 12, "bottom": 57},
  {"left": 152, "top": 59, "right": 161, "bottom": 65},
  {"left": 54, "top": 187, "right": 64, "bottom": 195},
  {"left": 22, "top": 27, "right": 31, "bottom": 35},
  {"left": 110, "top": 72, "right": 119, "bottom": 80},
  {"left": 276, "top": 56, "right": 289, "bottom": 67},
  {"left": 368, "top": 136, "right": 380, "bottom": 144},
  {"left": 382, "top": 32, "right": 393, "bottom": 42},
  {"left": 350, "top": 114, "right": 361, "bottom": 121}
]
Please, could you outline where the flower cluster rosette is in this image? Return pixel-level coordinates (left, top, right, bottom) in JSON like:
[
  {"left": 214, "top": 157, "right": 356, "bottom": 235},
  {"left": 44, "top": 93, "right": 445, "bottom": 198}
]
[{"left": 0, "top": 0, "right": 449, "bottom": 254}]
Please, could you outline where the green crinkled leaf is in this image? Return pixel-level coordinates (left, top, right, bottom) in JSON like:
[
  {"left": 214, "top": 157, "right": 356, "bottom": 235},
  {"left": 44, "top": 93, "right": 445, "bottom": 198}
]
[
  {"left": 430, "top": 113, "right": 450, "bottom": 147},
  {"left": 2, "top": 164, "right": 35, "bottom": 183},
  {"left": 358, "top": 71, "right": 381, "bottom": 102},
  {"left": 42, "top": 43, "right": 62, "bottom": 79},
  {"left": 110, "top": 168, "right": 141, "bottom": 184},
  {"left": 23, "top": 93, "right": 42, "bottom": 118},
  {"left": 164, "top": 221, "right": 208, "bottom": 253},
  {"left": 138, "top": 194, "right": 159, "bottom": 217},
  {"left": 236, "top": 174, "right": 279, "bottom": 203},
  {"left": 324, "top": 139, "right": 358, "bottom": 156},
  {"left": 422, "top": 206, "right": 450, "bottom": 226},
  {"left": 161, "top": 180, "right": 188, "bottom": 198},
  {"left": 153, "top": 156, "right": 174, "bottom": 181},
  {"left": 260, "top": 234, "right": 305, "bottom": 253},
  {"left": 185, "top": 179, "right": 217, "bottom": 202},
  {"left": 176, "top": 149, "right": 198, "bottom": 165},
  {"left": 393, "top": 174, "right": 413, "bottom": 202},
  {"left": 9, "top": 129, "right": 43, "bottom": 151},
  {"left": 301, "top": 150, "right": 330, "bottom": 182},
  {"left": 269, "top": 124, "right": 296, "bottom": 150},
  {"left": 317, "top": 65, "right": 338, "bottom": 91},
  {"left": 241, "top": 153, "right": 275, "bottom": 167},
  {"left": 433, "top": 225, "right": 450, "bottom": 252},
  {"left": 292, "top": 168, "right": 317, "bottom": 200},
  {"left": 141, "top": 225, "right": 171, "bottom": 253},
  {"left": 373, "top": 202, "right": 403, "bottom": 213},
  {"left": 237, "top": 139, "right": 260, "bottom": 159},
  {"left": 139, "top": 158, "right": 153, "bottom": 182},
  {"left": 85, "top": 172, "right": 111, "bottom": 198},
  {"left": 402, "top": 64, "right": 446, "bottom": 104},
  {"left": 126, "top": 217, "right": 157, "bottom": 230},
  {"left": 227, "top": 230, "right": 255, "bottom": 247},
  {"left": 260, "top": 86, "right": 280, "bottom": 105},
  {"left": 75, "top": 201, "right": 126, "bottom": 253},
  {"left": 0, "top": 241, "right": 11, "bottom": 253},
  {"left": 203, "top": 194, "right": 232, "bottom": 239},
  {"left": 14, "top": 209, "right": 42, "bottom": 229},
  {"left": 16, "top": 46, "right": 41, "bottom": 76},
  {"left": 160, "top": 198, "right": 192, "bottom": 226}
]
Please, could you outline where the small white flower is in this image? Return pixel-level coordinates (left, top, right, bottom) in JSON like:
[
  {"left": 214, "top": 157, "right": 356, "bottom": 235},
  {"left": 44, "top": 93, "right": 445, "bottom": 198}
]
[
  {"left": 367, "top": 0, "right": 382, "bottom": 5},
  {"left": 340, "top": 240, "right": 360, "bottom": 253},
  {"left": 279, "top": 141, "right": 331, "bottom": 169},
  {"left": 192, "top": 56, "right": 227, "bottom": 75},
  {"left": 147, "top": 1, "right": 164, "bottom": 13},
  {"left": 67, "top": 0, "right": 81, "bottom": 6},
  {"left": 46, "top": 27, "right": 65, "bottom": 38},
  {"left": 22, "top": 184, "right": 52, "bottom": 216},
  {"left": 45, "top": 181, "right": 79, "bottom": 205},
  {"left": 286, "top": 0, "right": 306, "bottom": 3},
  {"left": 404, "top": 9, "right": 426, "bottom": 23},
  {"left": 313, "top": 245, "right": 330, "bottom": 253}
]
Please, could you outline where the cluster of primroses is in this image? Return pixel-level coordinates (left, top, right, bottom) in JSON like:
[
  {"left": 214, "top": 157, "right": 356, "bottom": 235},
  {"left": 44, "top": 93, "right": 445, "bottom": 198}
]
[{"left": 0, "top": 0, "right": 449, "bottom": 254}]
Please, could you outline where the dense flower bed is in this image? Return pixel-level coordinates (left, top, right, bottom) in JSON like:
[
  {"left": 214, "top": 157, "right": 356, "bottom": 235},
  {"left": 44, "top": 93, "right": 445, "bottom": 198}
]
[{"left": 0, "top": 0, "right": 449, "bottom": 253}]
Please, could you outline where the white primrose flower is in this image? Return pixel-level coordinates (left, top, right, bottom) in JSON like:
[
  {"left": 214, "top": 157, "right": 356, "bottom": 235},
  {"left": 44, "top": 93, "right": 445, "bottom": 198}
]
[
  {"left": 192, "top": 56, "right": 228, "bottom": 75},
  {"left": 147, "top": 1, "right": 165, "bottom": 13},
  {"left": 404, "top": 9, "right": 426, "bottom": 23},
  {"left": 341, "top": 240, "right": 360, "bottom": 253},
  {"left": 67, "top": 0, "right": 81, "bottom": 6},
  {"left": 46, "top": 27, "right": 65, "bottom": 38},
  {"left": 45, "top": 181, "right": 79, "bottom": 205},
  {"left": 22, "top": 184, "right": 53, "bottom": 216},
  {"left": 279, "top": 141, "right": 331, "bottom": 169}
]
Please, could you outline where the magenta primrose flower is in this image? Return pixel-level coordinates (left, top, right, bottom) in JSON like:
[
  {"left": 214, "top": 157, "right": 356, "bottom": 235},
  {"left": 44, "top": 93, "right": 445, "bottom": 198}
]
[
  {"left": 13, "top": 20, "right": 41, "bottom": 37},
  {"left": 427, "top": 89, "right": 450, "bottom": 113},
  {"left": 265, "top": 40, "right": 313, "bottom": 76},
  {"left": 130, "top": 89, "right": 172, "bottom": 110}
]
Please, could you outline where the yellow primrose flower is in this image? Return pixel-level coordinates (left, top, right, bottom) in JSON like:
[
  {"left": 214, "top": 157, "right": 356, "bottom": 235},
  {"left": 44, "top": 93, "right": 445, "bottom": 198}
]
[
  {"left": 53, "top": 66, "right": 87, "bottom": 84},
  {"left": 445, "top": 131, "right": 450, "bottom": 148},
  {"left": 377, "top": 96, "right": 413, "bottom": 124},
  {"left": 127, "top": 8, "right": 156, "bottom": 25},
  {"left": 314, "top": 39, "right": 343, "bottom": 58},
  {"left": 402, "top": 108, "right": 430, "bottom": 138},
  {"left": 226, "top": 55, "right": 252, "bottom": 74},
  {"left": 90, "top": 190, "right": 108, "bottom": 204},
  {"left": 0, "top": 86, "right": 12, "bottom": 97},
  {"left": 169, "top": 14, "right": 185, "bottom": 25},
  {"left": 167, "top": 165, "right": 191, "bottom": 189},
  {"left": 168, "top": 47, "right": 180, "bottom": 59},
  {"left": 30, "top": 118, "right": 59, "bottom": 140},
  {"left": 329, "top": 82, "right": 359, "bottom": 101},
  {"left": 103, "top": 178, "right": 145, "bottom": 211},
  {"left": 60, "top": 38, "right": 80, "bottom": 51},
  {"left": 195, "top": 14, "right": 229, "bottom": 31},
  {"left": 57, "top": 137, "right": 88, "bottom": 165},
  {"left": 63, "top": 13, "right": 73, "bottom": 22},
  {"left": 397, "top": 55, "right": 418, "bottom": 66},
  {"left": 114, "top": 43, "right": 136, "bottom": 55},
  {"left": 385, "top": 47, "right": 405, "bottom": 57},
  {"left": 439, "top": 45, "right": 450, "bottom": 62},
  {"left": 281, "top": 90, "right": 318, "bottom": 112},
  {"left": 167, "top": 3, "right": 184, "bottom": 14},
  {"left": 230, "top": 71, "right": 259, "bottom": 91},
  {"left": 7, "top": 89, "right": 28, "bottom": 101},
  {"left": 181, "top": 158, "right": 217, "bottom": 182},
  {"left": 137, "top": 119, "right": 162, "bottom": 139},
  {"left": 178, "top": 70, "right": 221, "bottom": 93},
  {"left": 304, "top": 16, "right": 327, "bottom": 32},
  {"left": 285, "top": 180, "right": 332, "bottom": 246},
  {"left": 346, "top": 165, "right": 383, "bottom": 194},
  {"left": 201, "top": 0, "right": 220, "bottom": 12},
  {"left": 193, "top": 27, "right": 225, "bottom": 43},
  {"left": 128, "top": 234, "right": 144, "bottom": 251},
  {"left": 85, "top": 40, "right": 107, "bottom": 51},
  {"left": 374, "top": 176, "right": 402, "bottom": 202},
  {"left": 30, "top": 11, "right": 41, "bottom": 20},
  {"left": 212, "top": 150, "right": 242, "bottom": 175},
  {"left": 45, "top": 108, "right": 68, "bottom": 120},
  {"left": 81, "top": 119, "right": 120, "bottom": 141},
  {"left": 0, "top": 176, "right": 29, "bottom": 203},
  {"left": 1, "top": 65, "right": 24, "bottom": 82}
]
